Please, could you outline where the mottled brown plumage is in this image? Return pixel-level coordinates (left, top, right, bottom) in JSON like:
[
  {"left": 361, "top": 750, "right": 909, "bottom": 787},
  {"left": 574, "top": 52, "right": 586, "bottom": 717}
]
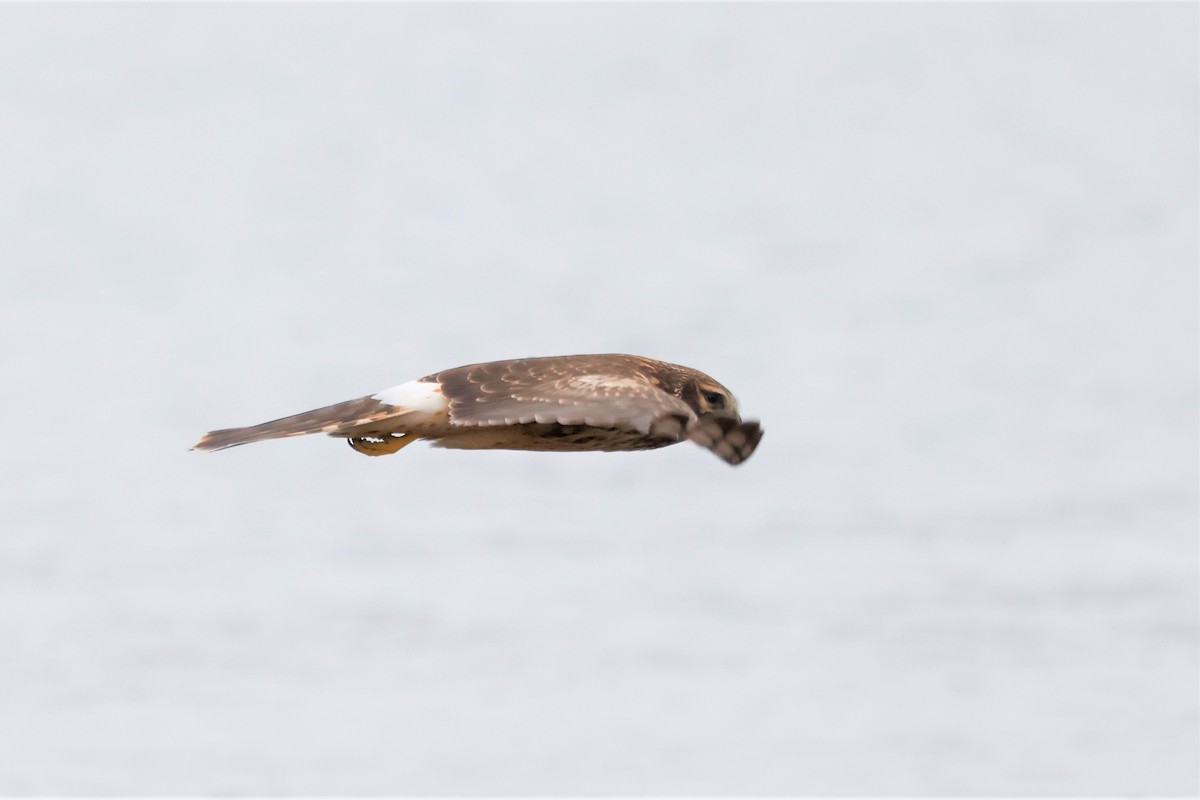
[{"left": 193, "top": 354, "right": 763, "bottom": 465}]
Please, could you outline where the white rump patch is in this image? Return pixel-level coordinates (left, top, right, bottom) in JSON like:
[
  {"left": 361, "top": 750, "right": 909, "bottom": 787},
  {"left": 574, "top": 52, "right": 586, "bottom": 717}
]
[{"left": 372, "top": 379, "right": 447, "bottom": 413}]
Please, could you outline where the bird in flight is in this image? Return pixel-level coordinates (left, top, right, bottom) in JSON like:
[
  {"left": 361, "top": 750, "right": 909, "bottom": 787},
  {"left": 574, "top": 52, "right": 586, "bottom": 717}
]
[{"left": 193, "top": 354, "right": 763, "bottom": 465}]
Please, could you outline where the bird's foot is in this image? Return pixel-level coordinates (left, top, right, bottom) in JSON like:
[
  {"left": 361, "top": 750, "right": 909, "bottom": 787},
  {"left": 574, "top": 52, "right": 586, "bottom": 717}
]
[{"left": 348, "top": 433, "right": 417, "bottom": 457}]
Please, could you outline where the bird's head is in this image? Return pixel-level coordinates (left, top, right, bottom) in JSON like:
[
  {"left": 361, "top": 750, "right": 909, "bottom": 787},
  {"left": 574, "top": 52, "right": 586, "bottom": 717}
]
[{"left": 685, "top": 376, "right": 740, "bottom": 418}]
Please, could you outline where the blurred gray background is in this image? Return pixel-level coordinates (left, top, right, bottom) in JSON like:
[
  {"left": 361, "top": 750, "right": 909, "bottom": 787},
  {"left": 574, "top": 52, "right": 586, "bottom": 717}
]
[{"left": 0, "top": 3, "right": 1196, "bottom": 795}]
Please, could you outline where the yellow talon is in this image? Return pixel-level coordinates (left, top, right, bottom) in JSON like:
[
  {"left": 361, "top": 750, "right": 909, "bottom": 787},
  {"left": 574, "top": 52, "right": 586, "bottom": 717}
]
[{"left": 348, "top": 433, "right": 418, "bottom": 457}]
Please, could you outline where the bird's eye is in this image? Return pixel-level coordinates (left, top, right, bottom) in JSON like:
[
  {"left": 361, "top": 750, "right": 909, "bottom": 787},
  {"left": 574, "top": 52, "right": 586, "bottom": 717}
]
[{"left": 702, "top": 390, "right": 726, "bottom": 409}]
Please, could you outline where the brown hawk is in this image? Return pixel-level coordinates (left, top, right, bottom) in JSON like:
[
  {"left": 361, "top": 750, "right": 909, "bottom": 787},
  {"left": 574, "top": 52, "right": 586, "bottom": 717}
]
[{"left": 192, "top": 354, "right": 763, "bottom": 465}]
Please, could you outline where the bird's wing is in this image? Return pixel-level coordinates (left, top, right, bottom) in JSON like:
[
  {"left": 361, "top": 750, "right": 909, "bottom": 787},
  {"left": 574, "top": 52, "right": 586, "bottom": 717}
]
[
  {"left": 685, "top": 414, "right": 764, "bottom": 466},
  {"left": 432, "top": 356, "right": 697, "bottom": 435}
]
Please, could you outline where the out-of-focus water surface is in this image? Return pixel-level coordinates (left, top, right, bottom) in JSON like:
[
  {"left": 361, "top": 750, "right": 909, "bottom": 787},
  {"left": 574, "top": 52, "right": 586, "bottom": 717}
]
[{"left": 0, "top": 4, "right": 1195, "bottom": 794}]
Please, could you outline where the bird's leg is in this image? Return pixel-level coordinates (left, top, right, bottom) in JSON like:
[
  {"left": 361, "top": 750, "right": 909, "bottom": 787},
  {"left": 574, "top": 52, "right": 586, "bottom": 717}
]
[{"left": 348, "top": 433, "right": 418, "bottom": 457}]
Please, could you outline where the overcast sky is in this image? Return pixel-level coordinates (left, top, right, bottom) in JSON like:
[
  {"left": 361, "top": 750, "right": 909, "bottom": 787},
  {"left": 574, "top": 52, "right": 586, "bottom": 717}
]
[{"left": 0, "top": 3, "right": 1196, "bottom": 794}]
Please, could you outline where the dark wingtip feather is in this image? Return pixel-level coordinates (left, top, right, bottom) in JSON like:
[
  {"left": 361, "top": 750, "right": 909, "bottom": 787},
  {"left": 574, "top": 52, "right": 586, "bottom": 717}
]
[{"left": 688, "top": 414, "right": 764, "bottom": 466}]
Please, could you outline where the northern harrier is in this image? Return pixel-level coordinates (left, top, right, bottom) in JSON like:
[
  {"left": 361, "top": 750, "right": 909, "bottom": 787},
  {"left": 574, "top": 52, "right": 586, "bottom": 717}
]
[{"left": 193, "top": 354, "right": 763, "bottom": 465}]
